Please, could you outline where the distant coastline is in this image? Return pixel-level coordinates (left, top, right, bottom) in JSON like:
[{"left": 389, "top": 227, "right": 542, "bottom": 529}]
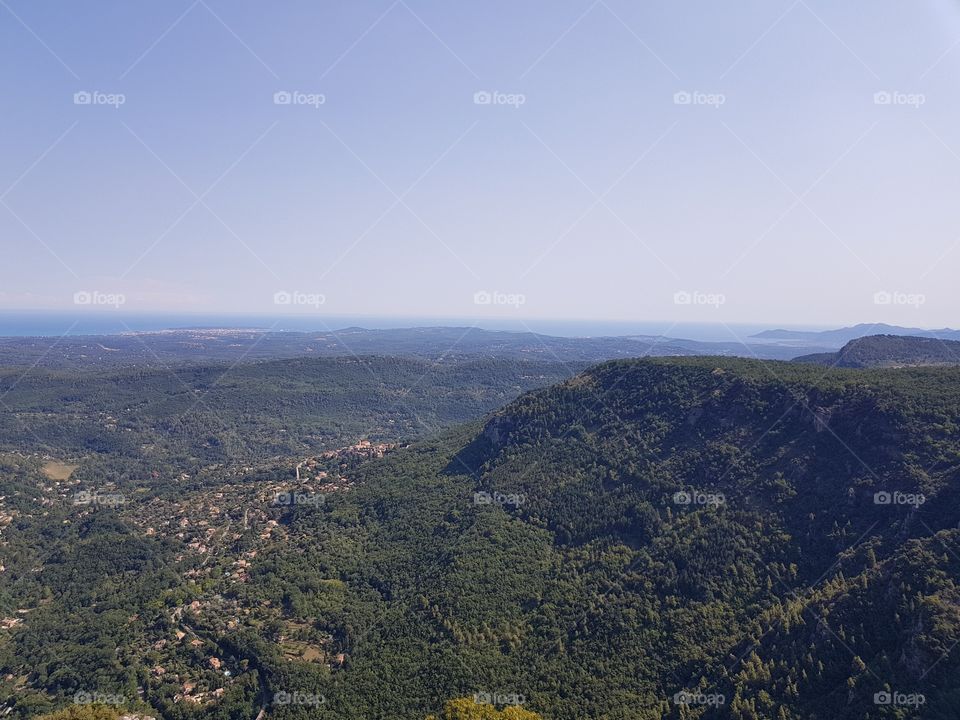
[{"left": 0, "top": 311, "right": 809, "bottom": 343}]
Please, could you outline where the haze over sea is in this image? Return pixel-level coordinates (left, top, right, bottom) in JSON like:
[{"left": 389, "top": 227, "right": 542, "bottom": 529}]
[{"left": 0, "top": 311, "right": 811, "bottom": 342}]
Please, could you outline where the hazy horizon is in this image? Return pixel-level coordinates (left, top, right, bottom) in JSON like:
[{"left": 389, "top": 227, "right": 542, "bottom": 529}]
[
  {"left": 0, "top": 309, "right": 831, "bottom": 340},
  {"left": 5, "top": 0, "right": 960, "bottom": 326},
  {"left": 1, "top": 308, "right": 958, "bottom": 345}
]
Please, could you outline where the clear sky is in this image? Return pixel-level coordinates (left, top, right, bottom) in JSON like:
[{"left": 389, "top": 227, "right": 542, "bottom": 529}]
[{"left": 2, "top": 0, "right": 960, "bottom": 327}]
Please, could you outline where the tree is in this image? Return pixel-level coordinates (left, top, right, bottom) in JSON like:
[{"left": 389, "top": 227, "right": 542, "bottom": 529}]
[
  {"left": 36, "top": 706, "right": 122, "bottom": 720},
  {"left": 427, "top": 697, "right": 543, "bottom": 720}
]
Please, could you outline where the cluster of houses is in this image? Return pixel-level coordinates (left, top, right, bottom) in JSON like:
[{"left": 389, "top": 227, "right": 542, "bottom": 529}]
[{"left": 2, "top": 441, "right": 399, "bottom": 710}]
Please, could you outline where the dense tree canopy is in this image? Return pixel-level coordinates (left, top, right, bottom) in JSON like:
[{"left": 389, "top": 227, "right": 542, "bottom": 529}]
[{"left": 3, "top": 356, "right": 959, "bottom": 718}]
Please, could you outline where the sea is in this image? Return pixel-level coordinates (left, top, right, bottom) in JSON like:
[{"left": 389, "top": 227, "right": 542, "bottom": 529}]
[{"left": 0, "top": 311, "right": 823, "bottom": 343}]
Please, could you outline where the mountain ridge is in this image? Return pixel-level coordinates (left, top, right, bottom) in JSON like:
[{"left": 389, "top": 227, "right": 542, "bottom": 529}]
[
  {"left": 794, "top": 334, "right": 960, "bottom": 368},
  {"left": 754, "top": 323, "right": 960, "bottom": 347},
  {"left": 5, "top": 356, "right": 960, "bottom": 719}
]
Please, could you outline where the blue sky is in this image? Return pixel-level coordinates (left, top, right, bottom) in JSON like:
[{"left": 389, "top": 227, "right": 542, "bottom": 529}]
[{"left": 2, "top": 0, "right": 960, "bottom": 326}]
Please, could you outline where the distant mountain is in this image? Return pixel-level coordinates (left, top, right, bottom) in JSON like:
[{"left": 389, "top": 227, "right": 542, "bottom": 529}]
[
  {"left": 13, "top": 322, "right": 960, "bottom": 370},
  {"left": 794, "top": 334, "right": 960, "bottom": 368},
  {"left": 0, "top": 326, "right": 821, "bottom": 368},
  {"left": 752, "top": 323, "right": 960, "bottom": 348}
]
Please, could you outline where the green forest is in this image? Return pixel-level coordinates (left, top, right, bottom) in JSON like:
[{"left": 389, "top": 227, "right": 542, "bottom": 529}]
[{"left": 2, "top": 356, "right": 958, "bottom": 718}]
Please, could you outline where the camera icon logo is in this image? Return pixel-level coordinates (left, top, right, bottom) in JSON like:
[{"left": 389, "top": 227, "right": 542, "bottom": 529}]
[
  {"left": 274, "top": 91, "right": 292, "bottom": 105},
  {"left": 673, "top": 491, "right": 691, "bottom": 505},
  {"left": 673, "top": 91, "right": 692, "bottom": 105},
  {"left": 874, "top": 491, "right": 892, "bottom": 505}
]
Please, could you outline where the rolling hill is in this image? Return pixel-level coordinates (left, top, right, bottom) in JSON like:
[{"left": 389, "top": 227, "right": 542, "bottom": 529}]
[
  {"left": 753, "top": 323, "right": 960, "bottom": 348},
  {"left": 794, "top": 334, "right": 960, "bottom": 368},
  {"left": 0, "top": 326, "right": 824, "bottom": 369},
  {"left": 5, "top": 357, "right": 959, "bottom": 719}
]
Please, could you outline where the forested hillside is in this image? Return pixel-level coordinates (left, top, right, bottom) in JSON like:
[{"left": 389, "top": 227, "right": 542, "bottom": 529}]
[
  {"left": 3, "top": 357, "right": 959, "bottom": 719},
  {"left": 0, "top": 326, "right": 810, "bottom": 369},
  {"left": 0, "top": 356, "right": 579, "bottom": 463},
  {"left": 794, "top": 334, "right": 960, "bottom": 368}
]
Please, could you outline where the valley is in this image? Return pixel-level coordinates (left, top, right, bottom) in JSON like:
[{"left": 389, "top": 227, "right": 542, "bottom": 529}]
[{"left": 2, "top": 350, "right": 958, "bottom": 719}]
